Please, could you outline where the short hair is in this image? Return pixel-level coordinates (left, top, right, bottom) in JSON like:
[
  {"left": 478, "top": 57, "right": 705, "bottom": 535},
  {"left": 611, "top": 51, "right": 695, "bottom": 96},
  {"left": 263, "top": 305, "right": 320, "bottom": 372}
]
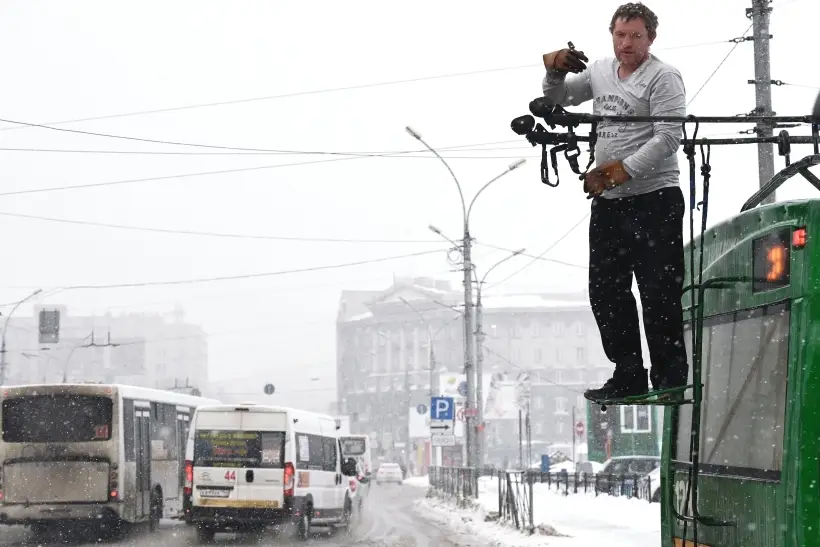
[{"left": 610, "top": 2, "right": 659, "bottom": 40}]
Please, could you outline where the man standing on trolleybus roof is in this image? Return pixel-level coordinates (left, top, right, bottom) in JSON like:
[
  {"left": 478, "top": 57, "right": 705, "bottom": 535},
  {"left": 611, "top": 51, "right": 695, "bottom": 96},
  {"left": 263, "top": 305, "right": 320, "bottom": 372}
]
[{"left": 541, "top": 2, "right": 689, "bottom": 400}]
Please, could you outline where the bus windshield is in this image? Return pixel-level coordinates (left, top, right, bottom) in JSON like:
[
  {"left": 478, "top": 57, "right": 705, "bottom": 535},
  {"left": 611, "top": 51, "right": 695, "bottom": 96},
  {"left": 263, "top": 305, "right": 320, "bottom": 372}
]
[
  {"left": 2, "top": 395, "right": 114, "bottom": 443},
  {"left": 340, "top": 437, "right": 367, "bottom": 456},
  {"left": 194, "top": 430, "right": 285, "bottom": 468}
]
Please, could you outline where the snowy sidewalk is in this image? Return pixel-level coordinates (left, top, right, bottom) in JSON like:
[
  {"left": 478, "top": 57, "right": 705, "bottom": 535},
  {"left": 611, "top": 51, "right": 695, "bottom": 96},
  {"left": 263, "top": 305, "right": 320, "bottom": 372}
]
[{"left": 413, "top": 476, "right": 660, "bottom": 546}]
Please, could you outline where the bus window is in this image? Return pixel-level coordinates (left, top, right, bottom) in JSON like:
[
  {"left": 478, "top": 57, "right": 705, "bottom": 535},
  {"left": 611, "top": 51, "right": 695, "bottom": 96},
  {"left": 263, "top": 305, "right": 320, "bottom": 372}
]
[
  {"left": 2, "top": 395, "right": 113, "bottom": 443},
  {"left": 340, "top": 437, "right": 367, "bottom": 456},
  {"left": 194, "top": 431, "right": 285, "bottom": 469}
]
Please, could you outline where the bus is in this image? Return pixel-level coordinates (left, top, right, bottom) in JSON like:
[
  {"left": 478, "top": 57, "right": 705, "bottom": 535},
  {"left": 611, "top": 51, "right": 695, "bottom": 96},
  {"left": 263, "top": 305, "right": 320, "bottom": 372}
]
[{"left": 0, "top": 383, "right": 220, "bottom": 536}]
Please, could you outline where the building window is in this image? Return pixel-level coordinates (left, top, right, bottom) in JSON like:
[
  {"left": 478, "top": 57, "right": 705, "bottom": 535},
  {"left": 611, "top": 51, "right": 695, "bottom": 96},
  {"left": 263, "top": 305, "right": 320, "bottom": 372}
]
[
  {"left": 620, "top": 405, "right": 652, "bottom": 433},
  {"left": 555, "top": 397, "right": 567, "bottom": 414},
  {"left": 557, "top": 420, "right": 565, "bottom": 435},
  {"left": 576, "top": 395, "right": 585, "bottom": 411},
  {"left": 576, "top": 347, "right": 585, "bottom": 364},
  {"left": 535, "top": 397, "right": 544, "bottom": 410},
  {"left": 553, "top": 322, "right": 562, "bottom": 336},
  {"left": 534, "top": 422, "right": 543, "bottom": 435},
  {"left": 511, "top": 348, "right": 520, "bottom": 363},
  {"left": 597, "top": 370, "right": 609, "bottom": 384},
  {"left": 555, "top": 370, "right": 564, "bottom": 384},
  {"left": 533, "top": 322, "right": 541, "bottom": 337},
  {"left": 534, "top": 348, "right": 542, "bottom": 363},
  {"left": 576, "top": 323, "right": 584, "bottom": 336}
]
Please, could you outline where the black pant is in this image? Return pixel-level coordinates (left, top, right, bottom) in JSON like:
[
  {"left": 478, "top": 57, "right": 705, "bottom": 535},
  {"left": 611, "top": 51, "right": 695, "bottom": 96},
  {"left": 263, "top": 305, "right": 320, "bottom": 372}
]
[{"left": 588, "top": 186, "right": 688, "bottom": 388}]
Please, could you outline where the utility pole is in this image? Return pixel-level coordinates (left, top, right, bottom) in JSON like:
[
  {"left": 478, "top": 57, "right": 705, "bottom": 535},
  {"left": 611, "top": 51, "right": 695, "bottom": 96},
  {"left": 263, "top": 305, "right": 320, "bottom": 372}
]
[
  {"left": 518, "top": 408, "right": 524, "bottom": 469},
  {"left": 462, "top": 229, "right": 477, "bottom": 470},
  {"left": 749, "top": 0, "right": 775, "bottom": 203},
  {"left": 572, "top": 406, "right": 576, "bottom": 465},
  {"left": 475, "top": 284, "right": 484, "bottom": 468}
]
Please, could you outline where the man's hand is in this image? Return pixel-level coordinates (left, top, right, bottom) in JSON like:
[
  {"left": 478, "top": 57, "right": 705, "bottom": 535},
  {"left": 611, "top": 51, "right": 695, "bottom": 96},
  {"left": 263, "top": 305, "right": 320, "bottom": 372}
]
[
  {"left": 543, "top": 47, "right": 589, "bottom": 74},
  {"left": 583, "top": 160, "right": 632, "bottom": 197}
]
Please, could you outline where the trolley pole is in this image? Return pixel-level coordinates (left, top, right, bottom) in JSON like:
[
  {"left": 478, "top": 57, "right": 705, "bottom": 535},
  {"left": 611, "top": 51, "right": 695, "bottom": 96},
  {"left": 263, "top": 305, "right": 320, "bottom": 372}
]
[{"left": 749, "top": 0, "right": 775, "bottom": 203}]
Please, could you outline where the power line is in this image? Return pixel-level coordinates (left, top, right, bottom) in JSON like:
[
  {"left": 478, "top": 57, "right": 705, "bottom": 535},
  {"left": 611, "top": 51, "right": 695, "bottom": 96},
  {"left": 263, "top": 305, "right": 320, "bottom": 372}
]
[
  {"left": 0, "top": 210, "right": 443, "bottom": 244},
  {"left": 0, "top": 142, "right": 528, "bottom": 157},
  {"left": 54, "top": 248, "right": 448, "bottom": 291},
  {"left": 0, "top": 35, "right": 750, "bottom": 141},
  {"left": 687, "top": 23, "right": 753, "bottom": 108},
  {"left": 475, "top": 242, "right": 587, "bottom": 270},
  {"left": 0, "top": 145, "right": 536, "bottom": 198},
  {"left": 484, "top": 213, "right": 591, "bottom": 291},
  {"left": 0, "top": 64, "right": 539, "bottom": 130}
]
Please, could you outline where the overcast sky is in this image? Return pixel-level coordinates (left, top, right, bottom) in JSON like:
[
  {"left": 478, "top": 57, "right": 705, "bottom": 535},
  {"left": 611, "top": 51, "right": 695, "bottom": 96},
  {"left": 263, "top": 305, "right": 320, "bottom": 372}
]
[{"left": 0, "top": 0, "right": 816, "bottom": 408}]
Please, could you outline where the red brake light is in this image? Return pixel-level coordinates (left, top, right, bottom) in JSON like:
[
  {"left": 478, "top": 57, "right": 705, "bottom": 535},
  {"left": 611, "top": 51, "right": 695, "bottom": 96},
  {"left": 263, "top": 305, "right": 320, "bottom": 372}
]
[
  {"left": 184, "top": 460, "right": 193, "bottom": 495},
  {"left": 793, "top": 227, "right": 807, "bottom": 249},
  {"left": 283, "top": 462, "right": 295, "bottom": 497}
]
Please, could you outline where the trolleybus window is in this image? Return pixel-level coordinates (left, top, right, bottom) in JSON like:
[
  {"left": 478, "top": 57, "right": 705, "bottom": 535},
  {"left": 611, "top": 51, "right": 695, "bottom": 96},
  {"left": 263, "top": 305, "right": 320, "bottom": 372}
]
[
  {"left": 194, "top": 430, "right": 285, "bottom": 468},
  {"left": 2, "top": 395, "right": 113, "bottom": 443},
  {"left": 677, "top": 303, "right": 790, "bottom": 477}
]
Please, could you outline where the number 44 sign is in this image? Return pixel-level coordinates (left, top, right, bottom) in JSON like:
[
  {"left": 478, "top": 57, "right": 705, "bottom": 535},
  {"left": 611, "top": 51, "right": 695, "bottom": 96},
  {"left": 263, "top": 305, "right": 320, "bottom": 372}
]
[{"left": 224, "top": 470, "right": 237, "bottom": 481}]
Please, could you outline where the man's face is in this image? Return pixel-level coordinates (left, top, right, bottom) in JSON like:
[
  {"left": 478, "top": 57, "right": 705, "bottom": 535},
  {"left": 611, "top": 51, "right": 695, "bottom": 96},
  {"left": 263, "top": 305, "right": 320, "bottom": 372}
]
[{"left": 611, "top": 17, "right": 654, "bottom": 67}]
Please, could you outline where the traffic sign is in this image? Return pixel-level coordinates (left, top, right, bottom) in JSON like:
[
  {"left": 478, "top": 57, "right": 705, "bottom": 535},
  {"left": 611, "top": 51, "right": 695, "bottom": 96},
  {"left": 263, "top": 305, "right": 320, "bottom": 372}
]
[
  {"left": 575, "top": 421, "right": 585, "bottom": 436},
  {"left": 457, "top": 381, "right": 468, "bottom": 397},
  {"left": 430, "top": 422, "right": 453, "bottom": 432},
  {"left": 431, "top": 434, "right": 456, "bottom": 447},
  {"left": 416, "top": 404, "right": 427, "bottom": 415},
  {"left": 263, "top": 384, "right": 275, "bottom": 395},
  {"left": 431, "top": 397, "right": 454, "bottom": 421}
]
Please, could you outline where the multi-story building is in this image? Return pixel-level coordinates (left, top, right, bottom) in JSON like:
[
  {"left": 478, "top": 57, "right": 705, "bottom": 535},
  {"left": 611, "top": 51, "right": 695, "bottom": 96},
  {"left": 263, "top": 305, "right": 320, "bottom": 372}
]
[
  {"left": 1, "top": 304, "right": 209, "bottom": 392},
  {"left": 336, "top": 277, "right": 657, "bottom": 468}
]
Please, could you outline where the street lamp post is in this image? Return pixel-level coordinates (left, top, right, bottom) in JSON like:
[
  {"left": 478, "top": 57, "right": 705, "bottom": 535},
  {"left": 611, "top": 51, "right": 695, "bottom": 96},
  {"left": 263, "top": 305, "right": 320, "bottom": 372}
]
[
  {"left": 406, "top": 125, "right": 525, "bottom": 470},
  {"left": 0, "top": 288, "right": 43, "bottom": 385},
  {"left": 474, "top": 248, "right": 526, "bottom": 467}
]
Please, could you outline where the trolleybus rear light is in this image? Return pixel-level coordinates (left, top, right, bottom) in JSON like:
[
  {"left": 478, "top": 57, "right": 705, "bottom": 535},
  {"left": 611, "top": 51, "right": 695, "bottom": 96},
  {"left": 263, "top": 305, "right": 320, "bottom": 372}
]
[{"left": 793, "top": 227, "right": 807, "bottom": 249}]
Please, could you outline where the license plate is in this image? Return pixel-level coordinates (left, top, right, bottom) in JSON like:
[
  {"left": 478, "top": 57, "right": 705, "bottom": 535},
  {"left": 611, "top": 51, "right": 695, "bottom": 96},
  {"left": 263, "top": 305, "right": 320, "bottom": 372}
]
[{"left": 199, "top": 489, "right": 230, "bottom": 498}]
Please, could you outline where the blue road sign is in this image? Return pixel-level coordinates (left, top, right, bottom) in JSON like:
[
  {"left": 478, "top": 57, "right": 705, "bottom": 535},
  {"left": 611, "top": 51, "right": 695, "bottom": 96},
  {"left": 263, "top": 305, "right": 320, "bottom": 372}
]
[
  {"left": 458, "top": 381, "right": 468, "bottom": 397},
  {"left": 430, "top": 397, "right": 454, "bottom": 421},
  {"left": 540, "top": 454, "right": 551, "bottom": 473}
]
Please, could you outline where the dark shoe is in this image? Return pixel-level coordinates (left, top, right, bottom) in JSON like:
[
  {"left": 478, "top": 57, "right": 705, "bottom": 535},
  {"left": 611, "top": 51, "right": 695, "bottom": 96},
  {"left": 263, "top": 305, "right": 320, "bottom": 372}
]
[{"left": 584, "top": 367, "right": 648, "bottom": 400}]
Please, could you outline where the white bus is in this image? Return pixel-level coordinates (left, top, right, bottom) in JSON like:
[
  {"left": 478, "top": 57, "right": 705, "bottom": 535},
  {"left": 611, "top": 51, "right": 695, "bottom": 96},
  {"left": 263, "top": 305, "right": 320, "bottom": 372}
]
[{"left": 0, "top": 383, "right": 220, "bottom": 536}]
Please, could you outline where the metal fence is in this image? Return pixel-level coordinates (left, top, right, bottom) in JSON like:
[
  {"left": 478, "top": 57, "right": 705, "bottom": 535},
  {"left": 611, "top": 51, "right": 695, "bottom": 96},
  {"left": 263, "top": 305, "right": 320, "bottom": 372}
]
[{"left": 427, "top": 466, "right": 656, "bottom": 534}]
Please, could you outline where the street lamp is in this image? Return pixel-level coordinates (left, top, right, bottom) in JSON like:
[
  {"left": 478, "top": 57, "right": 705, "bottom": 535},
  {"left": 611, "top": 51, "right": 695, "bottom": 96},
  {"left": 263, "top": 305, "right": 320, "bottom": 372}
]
[
  {"left": 406, "top": 124, "right": 525, "bottom": 470},
  {"left": 473, "top": 248, "right": 526, "bottom": 466},
  {"left": 0, "top": 288, "right": 43, "bottom": 385}
]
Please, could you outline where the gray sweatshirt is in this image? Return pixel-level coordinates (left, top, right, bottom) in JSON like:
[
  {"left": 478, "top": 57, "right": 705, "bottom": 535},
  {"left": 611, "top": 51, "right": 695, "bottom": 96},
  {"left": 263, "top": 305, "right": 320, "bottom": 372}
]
[{"left": 541, "top": 54, "right": 686, "bottom": 199}]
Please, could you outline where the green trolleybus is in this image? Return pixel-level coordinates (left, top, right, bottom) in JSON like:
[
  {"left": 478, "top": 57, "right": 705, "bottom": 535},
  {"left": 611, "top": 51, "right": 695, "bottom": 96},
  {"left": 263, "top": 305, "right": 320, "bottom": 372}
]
[{"left": 510, "top": 90, "right": 820, "bottom": 547}]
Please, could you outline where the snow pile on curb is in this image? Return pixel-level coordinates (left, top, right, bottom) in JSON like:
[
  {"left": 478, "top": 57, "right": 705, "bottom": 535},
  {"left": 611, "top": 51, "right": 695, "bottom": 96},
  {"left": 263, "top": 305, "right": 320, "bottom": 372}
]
[
  {"left": 414, "top": 495, "right": 559, "bottom": 546},
  {"left": 414, "top": 477, "right": 661, "bottom": 547}
]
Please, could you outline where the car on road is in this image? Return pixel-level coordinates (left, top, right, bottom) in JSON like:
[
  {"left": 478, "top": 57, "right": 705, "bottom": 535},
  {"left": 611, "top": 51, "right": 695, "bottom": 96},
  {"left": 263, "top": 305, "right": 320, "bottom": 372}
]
[
  {"left": 596, "top": 455, "right": 660, "bottom": 497},
  {"left": 376, "top": 463, "right": 403, "bottom": 485}
]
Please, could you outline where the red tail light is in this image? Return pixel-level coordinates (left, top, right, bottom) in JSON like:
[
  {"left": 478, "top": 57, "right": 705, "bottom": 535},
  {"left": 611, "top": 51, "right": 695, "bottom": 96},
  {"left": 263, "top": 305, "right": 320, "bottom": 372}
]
[
  {"left": 109, "top": 465, "right": 119, "bottom": 501},
  {"left": 184, "top": 460, "right": 193, "bottom": 495},
  {"left": 283, "top": 462, "right": 295, "bottom": 497},
  {"left": 349, "top": 480, "right": 357, "bottom": 493},
  {"left": 793, "top": 227, "right": 808, "bottom": 249}
]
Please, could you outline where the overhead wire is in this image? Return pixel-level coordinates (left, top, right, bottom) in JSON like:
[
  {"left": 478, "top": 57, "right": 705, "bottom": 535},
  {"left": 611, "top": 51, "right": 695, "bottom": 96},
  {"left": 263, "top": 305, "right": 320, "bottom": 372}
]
[
  {"left": 0, "top": 210, "right": 443, "bottom": 244},
  {"left": 51, "top": 248, "right": 450, "bottom": 291},
  {"left": 0, "top": 37, "right": 739, "bottom": 134},
  {"left": 483, "top": 214, "right": 591, "bottom": 291},
  {"left": 687, "top": 23, "right": 753, "bottom": 108}
]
